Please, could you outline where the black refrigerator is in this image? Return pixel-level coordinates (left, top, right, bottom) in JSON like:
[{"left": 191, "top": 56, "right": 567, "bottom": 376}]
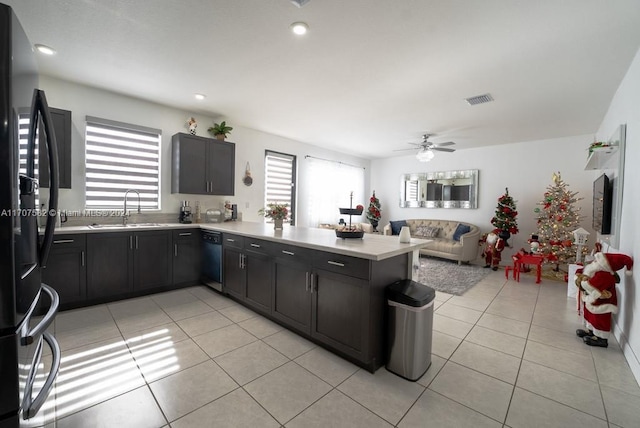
[{"left": 1, "top": 3, "right": 61, "bottom": 427}]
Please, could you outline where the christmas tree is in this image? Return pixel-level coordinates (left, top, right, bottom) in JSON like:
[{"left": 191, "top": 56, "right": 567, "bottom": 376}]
[
  {"left": 491, "top": 188, "right": 519, "bottom": 244},
  {"left": 534, "top": 172, "right": 584, "bottom": 266},
  {"left": 366, "top": 191, "right": 381, "bottom": 231}
]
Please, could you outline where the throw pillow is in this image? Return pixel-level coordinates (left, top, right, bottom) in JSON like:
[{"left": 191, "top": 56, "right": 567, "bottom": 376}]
[
  {"left": 415, "top": 226, "right": 440, "bottom": 238},
  {"left": 389, "top": 220, "right": 407, "bottom": 235},
  {"left": 452, "top": 223, "right": 472, "bottom": 241}
]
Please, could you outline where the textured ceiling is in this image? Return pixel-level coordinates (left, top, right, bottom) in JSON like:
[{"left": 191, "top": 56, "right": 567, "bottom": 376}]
[{"left": 5, "top": 0, "right": 640, "bottom": 158}]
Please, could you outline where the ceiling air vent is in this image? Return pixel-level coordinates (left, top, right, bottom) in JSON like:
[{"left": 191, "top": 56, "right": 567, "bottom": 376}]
[{"left": 465, "top": 93, "right": 494, "bottom": 106}]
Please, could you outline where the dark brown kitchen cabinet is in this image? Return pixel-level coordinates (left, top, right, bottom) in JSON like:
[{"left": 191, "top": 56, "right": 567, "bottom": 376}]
[
  {"left": 87, "top": 232, "right": 133, "bottom": 298},
  {"left": 39, "top": 107, "right": 72, "bottom": 189},
  {"left": 222, "top": 234, "right": 272, "bottom": 315},
  {"left": 171, "top": 133, "right": 235, "bottom": 195},
  {"left": 87, "top": 230, "right": 172, "bottom": 299},
  {"left": 41, "top": 234, "right": 86, "bottom": 307},
  {"left": 311, "top": 268, "right": 369, "bottom": 362},
  {"left": 134, "top": 230, "right": 172, "bottom": 291},
  {"left": 223, "top": 246, "right": 245, "bottom": 300},
  {"left": 244, "top": 246, "right": 272, "bottom": 314},
  {"left": 272, "top": 246, "right": 314, "bottom": 334},
  {"left": 221, "top": 236, "right": 409, "bottom": 372},
  {"left": 172, "top": 229, "right": 202, "bottom": 285}
]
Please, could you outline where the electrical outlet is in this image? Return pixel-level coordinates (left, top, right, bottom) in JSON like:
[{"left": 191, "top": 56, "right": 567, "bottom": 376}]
[{"left": 245, "top": 202, "right": 250, "bottom": 208}]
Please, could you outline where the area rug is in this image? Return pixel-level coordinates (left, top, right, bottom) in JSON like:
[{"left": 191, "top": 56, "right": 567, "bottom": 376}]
[{"left": 417, "top": 257, "right": 491, "bottom": 296}]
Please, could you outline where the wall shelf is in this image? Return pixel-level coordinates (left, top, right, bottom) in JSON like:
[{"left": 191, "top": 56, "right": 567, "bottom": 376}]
[{"left": 584, "top": 145, "right": 619, "bottom": 170}]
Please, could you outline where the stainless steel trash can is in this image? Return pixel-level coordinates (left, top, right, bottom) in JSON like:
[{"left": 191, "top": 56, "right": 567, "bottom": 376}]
[{"left": 386, "top": 279, "right": 436, "bottom": 381}]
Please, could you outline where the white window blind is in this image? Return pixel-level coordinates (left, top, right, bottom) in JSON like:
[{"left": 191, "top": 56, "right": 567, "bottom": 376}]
[
  {"left": 306, "top": 156, "right": 365, "bottom": 228},
  {"left": 18, "top": 113, "right": 40, "bottom": 206},
  {"left": 264, "top": 151, "right": 296, "bottom": 224},
  {"left": 85, "top": 116, "right": 161, "bottom": 209}
]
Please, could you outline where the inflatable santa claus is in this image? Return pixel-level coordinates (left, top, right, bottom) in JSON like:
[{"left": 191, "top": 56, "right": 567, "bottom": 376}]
[{"left": 575, "top": 252, "right": 633, "bottom": 347}]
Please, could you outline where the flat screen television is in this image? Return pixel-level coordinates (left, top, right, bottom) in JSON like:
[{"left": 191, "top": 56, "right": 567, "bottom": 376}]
[{"left": 593, "top": 173, "right": 613, "bottom": 234}]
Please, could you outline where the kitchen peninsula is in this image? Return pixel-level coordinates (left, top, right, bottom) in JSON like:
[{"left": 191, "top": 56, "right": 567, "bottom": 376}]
[
  {"left": 203, "top": 222, "right": 430, "bottom": 372},
  {"left": 45, "top": 221, "right": 429, "bottom": 372}
]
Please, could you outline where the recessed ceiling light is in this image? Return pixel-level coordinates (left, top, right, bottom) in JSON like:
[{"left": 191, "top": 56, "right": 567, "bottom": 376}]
[
  {"left": 34, "top": 44, "right": 56, "bottom": 55},
  {"left": 290, "top": 22, "right": 309, "bottom": 35},
  {"left": 194, "top": 93, "right": 206, "bottom": 100}
]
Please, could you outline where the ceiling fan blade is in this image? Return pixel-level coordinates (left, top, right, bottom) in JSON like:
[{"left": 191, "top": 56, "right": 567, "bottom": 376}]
[
  {"left": 393, "top": 147, "right": 420, "bottom": 152},
  {"left": 436, "top": 141, "right": 455, "bottom": 147},
  {"left": 432, "top": 147, "right": 456, "bottom": 152}
]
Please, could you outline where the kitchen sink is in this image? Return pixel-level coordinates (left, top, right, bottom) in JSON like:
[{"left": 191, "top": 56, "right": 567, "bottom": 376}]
[{"left": 87, "top": 223, "right": 168, "bottom": 229}]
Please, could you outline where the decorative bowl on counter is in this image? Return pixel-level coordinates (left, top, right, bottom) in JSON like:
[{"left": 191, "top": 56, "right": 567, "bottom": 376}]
[{"left": 335, "top": 229, "right": 364, "bottom": 239}]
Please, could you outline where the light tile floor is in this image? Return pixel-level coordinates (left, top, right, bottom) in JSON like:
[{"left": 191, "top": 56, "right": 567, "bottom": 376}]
[{"left": 33, "top": 269, "right": 640, "bottom": 427}]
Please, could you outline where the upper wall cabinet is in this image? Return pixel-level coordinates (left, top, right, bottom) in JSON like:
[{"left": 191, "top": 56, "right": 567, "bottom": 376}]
[
  {"left": 171, "top": 132, "right": 235, "bottom": 196},
  {"left": 39, "top": 107, "right": 72, "bottom": 188}
]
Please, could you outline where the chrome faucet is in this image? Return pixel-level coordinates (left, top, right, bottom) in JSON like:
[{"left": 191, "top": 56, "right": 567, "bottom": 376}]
[{"left": 123, "top": 189, "right": 141, "bottom": 225}]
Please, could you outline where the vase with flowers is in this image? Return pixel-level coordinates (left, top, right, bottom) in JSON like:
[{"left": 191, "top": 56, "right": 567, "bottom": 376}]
[{"left": 259, "top": 202, "right": 289, "bottom": 230}]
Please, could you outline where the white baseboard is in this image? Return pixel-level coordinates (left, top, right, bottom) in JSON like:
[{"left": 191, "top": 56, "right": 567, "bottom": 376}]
[{"left": 613, "top": 323, "right": 640, "bottom": 384}]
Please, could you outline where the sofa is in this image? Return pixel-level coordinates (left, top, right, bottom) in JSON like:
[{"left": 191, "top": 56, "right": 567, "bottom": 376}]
[{"left": 383, "top": 219, "right": 480, "bottom": 264}]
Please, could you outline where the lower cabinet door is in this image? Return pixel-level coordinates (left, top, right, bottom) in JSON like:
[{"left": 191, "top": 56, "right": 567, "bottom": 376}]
[
  {"left": 223, "top": 247, "right": 245, "bottom": 300},
  {"left": 87, "top": 232, "right": 133, "bottom": 298},
  {"left": 244, "top": 250, "right": 272, "bottom": 314},
  {"left": 42, "top": 235, "right": 87, "bottom": 306},
  {"left": 312, "top": 269, "right": 369, "bottom": 361},
  {"left": 172, "top": 230, "right": 202, "bottom": 285},
  {"left": 272, "top": 259, "right": 312, "bottom": 334},
  {"left": 134, "top": 231, "right": 172, "bottom": 291}
]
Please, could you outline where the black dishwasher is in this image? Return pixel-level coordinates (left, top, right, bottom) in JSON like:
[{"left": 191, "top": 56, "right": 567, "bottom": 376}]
[{"left": 202, "top": 231, "right": 222, "bottom": 292}]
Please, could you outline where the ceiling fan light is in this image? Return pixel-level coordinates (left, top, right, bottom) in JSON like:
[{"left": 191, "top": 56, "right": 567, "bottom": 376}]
[
  {"left": 290, "top": 22, "right": 309, "bottom": 35},
  {"left": 416, "top": 149, "right": 435, "bottom": 162}
]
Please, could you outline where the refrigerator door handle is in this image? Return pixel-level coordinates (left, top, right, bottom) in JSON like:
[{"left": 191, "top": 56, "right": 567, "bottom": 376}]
[
  {"left": 22, "top": 332, "right": 61, "bottom": 419},
  {"left": 20, "top": 262, "right": 38, "bottom": 280},
  {"left": 21, "top": 284, "right": 59, "bottom": 346},
  {"left": 30, "top": 90, "right": 59, "bottom": 268}
]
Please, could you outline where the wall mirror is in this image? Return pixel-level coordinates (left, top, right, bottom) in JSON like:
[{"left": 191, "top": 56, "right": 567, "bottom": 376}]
[{"left": 400, "top": 169, "right": 479, "bottom": 209}]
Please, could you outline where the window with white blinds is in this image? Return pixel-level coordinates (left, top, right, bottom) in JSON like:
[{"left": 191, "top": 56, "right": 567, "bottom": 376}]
[
  {"left": 18, "top": 113, "right": 40, "bottom": 206},
  {"left": 85, "top": 116, "right": 161, "bottom": 210},
  {"left": 264, "top": 151, "right": 296, "bottom": 225}
]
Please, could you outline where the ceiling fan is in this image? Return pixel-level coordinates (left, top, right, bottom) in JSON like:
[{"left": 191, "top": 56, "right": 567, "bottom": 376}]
[{"left": 395, "top": 134, "right": 456, "bottom": 162}]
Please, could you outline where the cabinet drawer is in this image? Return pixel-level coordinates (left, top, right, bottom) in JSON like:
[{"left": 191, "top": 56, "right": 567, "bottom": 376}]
[
  {"left": 244, "top": 237, "right": 273, "bottom": 255},
  {"left": 172, "top": 229, "right": 201, "bottom": 241},
  {"left": 51, "top": 234, "right": 86, "bottom": 248},
  {"left": 223, "top": 233, "right": 244, "bottom": 249},
  {"left": 313, "top": 252, "right": 370, "bottom": 280},
  {"left": 273, "top": 243, "right": 315, "bottom": 264}
]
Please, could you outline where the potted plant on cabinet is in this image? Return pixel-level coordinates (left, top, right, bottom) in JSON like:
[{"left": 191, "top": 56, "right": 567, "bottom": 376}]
[{"left": 208, "top": 121, "right": 233, "bottom": 140}]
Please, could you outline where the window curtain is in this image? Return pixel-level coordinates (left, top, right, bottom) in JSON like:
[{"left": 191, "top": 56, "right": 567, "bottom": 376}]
[{"left": 306, "top": 157, "right": 365, "bottom": 227}]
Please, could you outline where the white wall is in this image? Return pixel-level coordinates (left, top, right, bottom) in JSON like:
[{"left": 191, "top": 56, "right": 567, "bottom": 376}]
[
  {"left": 595, "top": 47, "right": 640, "bottom": 381},
  {"left": 38, "top": 76, "right": 370, "bottom": 226},
  {"left": 370, "top": 135, "right": 596, "bottom": 260}
]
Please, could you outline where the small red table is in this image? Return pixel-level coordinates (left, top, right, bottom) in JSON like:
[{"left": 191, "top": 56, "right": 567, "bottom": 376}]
[{"left": 511, "top": 254, "right": 545, "bottom": 284}]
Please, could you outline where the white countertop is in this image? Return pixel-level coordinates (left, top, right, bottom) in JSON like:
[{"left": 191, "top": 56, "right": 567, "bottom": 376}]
[
  {"left": 50, "top": 221, "right": 430, "bottom": 261},
  {"left": 201, "top": 222, "right": 430, "bottom": 261}
]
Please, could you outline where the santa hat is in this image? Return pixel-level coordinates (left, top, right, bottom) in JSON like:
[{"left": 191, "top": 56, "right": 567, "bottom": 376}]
[{"left": 595, "top": 252, "right": 633, "bottom": 276}]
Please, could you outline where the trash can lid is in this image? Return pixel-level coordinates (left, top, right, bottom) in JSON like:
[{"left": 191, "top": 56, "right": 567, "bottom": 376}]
[{"left": 387, "top": 279, "right": 436, "bottom": 307}]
